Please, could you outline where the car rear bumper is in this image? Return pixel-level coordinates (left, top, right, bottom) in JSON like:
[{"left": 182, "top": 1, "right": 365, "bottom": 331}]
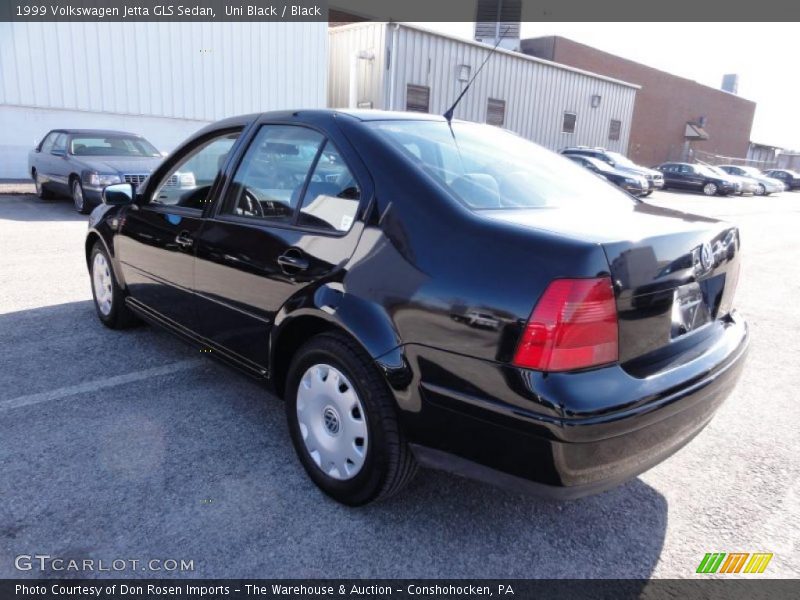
[{"left": 395, "top": 312, "right": 748, "bottom": 498}]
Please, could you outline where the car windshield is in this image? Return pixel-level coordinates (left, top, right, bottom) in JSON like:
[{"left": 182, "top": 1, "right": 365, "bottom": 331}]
[
  {"left": 69, "top": 135, "right": 160, "bottom": 157},
  {"left": 367, "top": 120, "right": 635, "bottom": 210},
  {"left": 605, "top": 151, "right": 637, "bottom": 168}
]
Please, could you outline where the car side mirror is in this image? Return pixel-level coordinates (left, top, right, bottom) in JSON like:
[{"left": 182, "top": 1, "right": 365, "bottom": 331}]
[
  {"left": 102, "top": 183, "right": 135, "bottom": 206},
  {"left": 51, "top": 149, "right": 66, "bottom": 157}
]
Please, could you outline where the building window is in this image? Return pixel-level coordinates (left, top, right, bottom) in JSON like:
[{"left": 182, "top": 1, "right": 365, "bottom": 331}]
[
  {"left": 609, "top": 119, "right": 622, "bottom": 141},
  {"left": 486, "top": 98, "right": 506, "bottom": 127},
  {"left": 562, "top": 112, "right": 577, "bottom": 134},
  {"left": 406, "top": 84, "right": 430, "bottom": 113}
]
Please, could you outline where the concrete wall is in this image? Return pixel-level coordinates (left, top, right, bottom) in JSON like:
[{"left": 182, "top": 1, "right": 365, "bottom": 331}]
[
  {"left": 522, "top": 36, "right": 756, "bottom": 166},
  {"left": 0, "top": 21, "right": 328, "bottom": 178},
  {"left": 0, "top": 106, "right": 209, "bottom": 179}
]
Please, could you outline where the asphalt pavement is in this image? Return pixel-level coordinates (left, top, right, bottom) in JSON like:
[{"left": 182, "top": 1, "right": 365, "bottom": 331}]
[{"left": 0, "top": 188, "right": 798, "bottom": 579}]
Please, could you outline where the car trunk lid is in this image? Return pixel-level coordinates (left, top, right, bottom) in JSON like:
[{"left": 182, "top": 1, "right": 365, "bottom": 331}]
[{"left": 482, "top": 202, "right": 741, "bottom": 365}]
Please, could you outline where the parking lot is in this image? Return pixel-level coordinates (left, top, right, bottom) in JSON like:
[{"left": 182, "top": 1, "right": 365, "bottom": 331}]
[{"left": 0, "top": 185, "right": 798, "bottom": 579}]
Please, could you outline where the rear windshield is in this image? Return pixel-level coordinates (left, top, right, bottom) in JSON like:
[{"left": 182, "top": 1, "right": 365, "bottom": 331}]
[
  {"left": 69, "top": 135, "right": 160, "bottom": 157},
  {"left": 366, "top": 120, "right": 635, "bottom": 210}
]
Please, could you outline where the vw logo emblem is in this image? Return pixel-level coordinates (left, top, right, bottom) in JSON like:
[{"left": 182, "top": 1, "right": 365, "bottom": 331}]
[
  {"left": 323, "top": 406, "right": 341, "bottom": 435},
  {"left": 700, "top": 242, "right": 714, "bottom": 271}
]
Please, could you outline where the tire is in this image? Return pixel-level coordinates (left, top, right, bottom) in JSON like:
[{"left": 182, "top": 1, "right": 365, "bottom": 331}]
[
  {"left": 33, "top": 170, "right": 54, "bottom": 200},
  {"left": 755, "top": 184, "right": 765, "bottom": 196},
  {"left": 89, "top": 241, "right": 137, "bottom": 329},
  {"left": 72, "top": 178, "right": 90, "bottom": 214},
  {"left": 285, "top": 332, "right": 418, "bottom": 505},
  {"left": 642, "top": 190, "right": 653, "bottom": 197},
  {"left": 703, "top": 182, "right": 718, "bottom": 196}
]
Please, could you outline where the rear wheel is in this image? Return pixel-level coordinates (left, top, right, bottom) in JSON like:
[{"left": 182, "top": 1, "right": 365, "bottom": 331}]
[
  {"left": 285, "top": 332, "right": 417, "bottom": 505},
  {"left": 90, "top": 241, "right": 137, "bottom": 329},
  {"left": 72, "top": 178, "right": 90, "bottom": 214},
  {"left": 33, "top": 171, "right": 54, "bottom": 199},
  {"left": 703, "top": 182, "right": 718, "bottom": 196}
]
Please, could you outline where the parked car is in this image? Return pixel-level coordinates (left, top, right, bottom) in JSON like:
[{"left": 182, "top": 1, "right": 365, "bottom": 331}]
[
  {"left": 762, "top": 168, "right": 800, "bottom": 191},
  {"left": 86, "top": 110, "right": 748, "bottom": 505},
  {"left": 704, "top": 165, "right": 750, "bottom": 195},
  {"left": 561, "top": 146, "right": 664, "bottom": 195},
  {"left": 656, "top": 162, "right": 737, "bottom": 196},
  {"left": 28, "top": 129, "right": 166, "bottom": 213},
  {"left": 566, "top": 155, "right": 649, "bottom": 196},
  {"left": 718, "top": 165, "right": 785, "bottom": 196}
]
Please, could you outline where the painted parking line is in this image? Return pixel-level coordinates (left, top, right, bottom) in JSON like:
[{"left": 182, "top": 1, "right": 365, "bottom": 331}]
[{"left": 0, "top": 359, "right": 203, "bottom": 412}]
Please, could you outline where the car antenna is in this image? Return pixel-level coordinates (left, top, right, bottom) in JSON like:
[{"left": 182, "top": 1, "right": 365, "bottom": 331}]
[{"left": 444, "top": 26, "right": 510, "bottom": 125}]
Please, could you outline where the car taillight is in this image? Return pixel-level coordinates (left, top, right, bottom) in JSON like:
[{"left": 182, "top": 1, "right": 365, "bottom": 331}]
[{"left": 513, "top": 277, "right": 618, "bottom": 372}]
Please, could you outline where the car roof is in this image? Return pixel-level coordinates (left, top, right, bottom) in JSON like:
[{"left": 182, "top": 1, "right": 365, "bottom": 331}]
[{"left": 48, "top": 129, "right": 144, "bottom": 136}]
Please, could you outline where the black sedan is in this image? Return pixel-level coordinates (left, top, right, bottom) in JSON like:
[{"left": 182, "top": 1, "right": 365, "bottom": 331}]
[
  {"left": 86, "top": 110, "right": 748, "bottom": 505},
  {"left": 657, "top": 162, "right": 737, "bottom": 196},
  {"left": 763, "top": 168, "right": 800, "bottom": 191},
  {"left": 28, "top": 129, "right": 165, "bottom": 213},
  {"left": 566, "top": 154, "right": 649, "bottom": 196}
]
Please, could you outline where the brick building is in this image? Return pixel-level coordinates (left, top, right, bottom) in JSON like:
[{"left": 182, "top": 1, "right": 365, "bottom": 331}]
[{"left": 521, "top": 36, "right": 756, "bottom": 166}]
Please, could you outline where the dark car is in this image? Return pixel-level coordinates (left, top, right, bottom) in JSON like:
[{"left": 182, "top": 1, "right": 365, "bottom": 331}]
[
  {"left": 561, "top": 146, "right": 664, "bottom": 195},
  {"left": 763, "top": 169, "right": 800, "bottom": 190},
  {"left": 566, "top": 154, "right": 649, "bottom": 196},
  {"left": 85, "top": 110, "right": 748, "bottom": 506},
  {"left": 28, "top": 129, "right": 165, "bottom": 213},
  {"left": 657, "top": 162, "right": 737, "bottom": 196}
]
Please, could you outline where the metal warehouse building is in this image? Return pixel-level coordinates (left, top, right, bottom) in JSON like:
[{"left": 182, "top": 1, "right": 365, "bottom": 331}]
[
  {"left": 0, "top": 22, "right": 328, "bottom": 179},
  {"left": 329, "top": 23, "right": 639, "bottom": 153}
]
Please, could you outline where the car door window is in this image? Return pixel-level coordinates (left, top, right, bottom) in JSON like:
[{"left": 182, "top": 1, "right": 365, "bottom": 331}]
[
  {"left": 151, "top": 131, "right": 241, "bottom": 210},
  {"left": 297, "top": 142, "right": 361, "bottom": 233},
  {"left": 51, "top": 134, "right": 67, "bottom": 155},
  {"left": 222, "top": 126, "right": 324, "bottom": 223}
]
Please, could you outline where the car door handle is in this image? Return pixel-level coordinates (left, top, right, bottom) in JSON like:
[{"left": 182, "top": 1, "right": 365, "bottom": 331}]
[
  {"left": 175, "top": 232, "right": 194, "bottom": 249},
  {"left": 277, "top": 252, "right": 309, "bottom": 272}
]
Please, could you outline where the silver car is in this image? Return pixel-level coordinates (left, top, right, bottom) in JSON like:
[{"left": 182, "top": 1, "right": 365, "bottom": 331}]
[{"left": 718, "top": 165, "right": 785, "bottom": 196}]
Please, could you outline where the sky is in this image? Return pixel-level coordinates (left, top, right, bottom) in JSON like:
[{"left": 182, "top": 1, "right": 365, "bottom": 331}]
[{"left": 409, "top": 22, "right": 800, "bottom": 150}]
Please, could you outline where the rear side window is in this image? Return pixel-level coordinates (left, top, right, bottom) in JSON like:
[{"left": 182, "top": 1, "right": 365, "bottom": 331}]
[{"left": 297, "top": 142, "right": 360, "bottom": 233}]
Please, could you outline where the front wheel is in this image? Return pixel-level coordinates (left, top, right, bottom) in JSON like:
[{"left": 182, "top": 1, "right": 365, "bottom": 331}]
[
  {"left": 285, "top": 332, "right": 417, "bottom": 505},
  {"left": 90, "top": 242, "right": 137, "bottom": 329},
  {"left": 755, "top": 184, "right": 765, "bottom": 196},
  {"left": 703, "top": 182, "right": 718, "bottom": 196}
]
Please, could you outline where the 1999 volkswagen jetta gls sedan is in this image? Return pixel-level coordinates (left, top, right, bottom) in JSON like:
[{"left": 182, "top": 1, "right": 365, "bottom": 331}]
[{"left": 85, "top": 110, "right": 748, "bottom": 505}]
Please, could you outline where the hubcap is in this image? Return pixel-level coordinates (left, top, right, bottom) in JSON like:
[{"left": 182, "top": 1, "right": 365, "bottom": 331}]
[
  {"left": 296, "top": 364, "right": 367, "bottom": 480},
  {"left": 704, "top": 183, "right": 717, "bottom": 195},
  {"left": 92, "top": 253, "right": 114, "bottom": 316},
  {"left": 73, "top": 181, "right": 84, "bottom": 211}
]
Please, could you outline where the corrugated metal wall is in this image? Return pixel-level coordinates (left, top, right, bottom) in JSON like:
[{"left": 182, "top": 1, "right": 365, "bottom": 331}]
[
  {"left": 0, "top": 21, "right": 328, "bottom": 120},
  {"left": 328, "top": 22, "right": 387, "bottom": 110},
  {"left": 329, "top": 23, "right": 637, "bottom": 154}
]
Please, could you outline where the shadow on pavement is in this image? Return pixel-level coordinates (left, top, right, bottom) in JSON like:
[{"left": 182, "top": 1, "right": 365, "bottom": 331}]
[
  {"left": 0, "top": 194, "right": 88, "bottom": 222},
  {"left": 0, "top": 301, "right": 667, "bottom": 581}
]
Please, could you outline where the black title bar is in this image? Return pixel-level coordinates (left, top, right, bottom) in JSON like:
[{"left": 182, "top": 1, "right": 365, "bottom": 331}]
[{"left": 2, "top": 0, "right": 800, "bottom": 22}]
